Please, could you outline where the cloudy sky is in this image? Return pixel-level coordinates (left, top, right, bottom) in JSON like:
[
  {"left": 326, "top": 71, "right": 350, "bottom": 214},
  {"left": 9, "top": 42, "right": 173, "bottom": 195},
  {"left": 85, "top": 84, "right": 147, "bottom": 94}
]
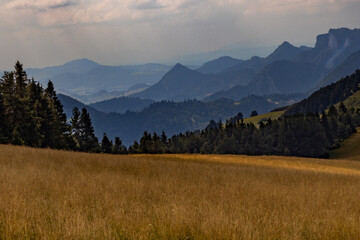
[{"left": 0, "top": 0, "right": 359, "bottom": 69}]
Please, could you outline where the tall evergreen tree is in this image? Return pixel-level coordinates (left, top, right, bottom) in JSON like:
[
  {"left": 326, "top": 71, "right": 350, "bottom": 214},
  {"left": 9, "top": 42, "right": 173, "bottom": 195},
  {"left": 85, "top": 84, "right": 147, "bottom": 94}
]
[
  {"left": 0, "top": 94, "right": 7, "bottom": 143},
  {"left": 70, "top": 107, "right": 81, "bottom": 149},
  {"left": 101, "top": 133, "right": 113, "bottom": 153},
  {"left": 79, "top": 108, "right": 99, "bottom": 152},
  {"left": 14, "top": 61, "right": 28, "bottom": 99},
  {"left": 46, "top": 81, "right": 70, "bottom": 149}
]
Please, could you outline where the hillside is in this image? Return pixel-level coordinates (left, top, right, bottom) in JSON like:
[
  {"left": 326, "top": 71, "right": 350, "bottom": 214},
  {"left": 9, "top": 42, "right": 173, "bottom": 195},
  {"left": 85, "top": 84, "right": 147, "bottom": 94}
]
[
  {"left": 243, "top": 110, "right": 285, "bottom": 127},
  {"left": 248, "top": 60, "right": 327, "bottom": 95},
  {"left": 284, "top": 69, "right": 360, "bottom": 115},
  {"left": 330, "top": 128, "right": 360, "bottom": 160},
  {"left": 1, "top": 145, "right": 360, "bottom": 239}
]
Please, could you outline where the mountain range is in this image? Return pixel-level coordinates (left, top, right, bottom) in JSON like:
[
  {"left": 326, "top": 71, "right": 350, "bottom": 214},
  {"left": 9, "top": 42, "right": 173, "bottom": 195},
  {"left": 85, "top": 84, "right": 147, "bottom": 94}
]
[{"left": 131, "top": 28, "right": 360, "bottom": 102}]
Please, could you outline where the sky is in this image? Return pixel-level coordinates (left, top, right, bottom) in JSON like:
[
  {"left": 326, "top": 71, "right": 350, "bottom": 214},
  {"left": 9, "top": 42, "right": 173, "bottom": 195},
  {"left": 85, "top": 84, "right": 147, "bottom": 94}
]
[{"left": 0, "top": 0, "right": 359, "bottom": 69}]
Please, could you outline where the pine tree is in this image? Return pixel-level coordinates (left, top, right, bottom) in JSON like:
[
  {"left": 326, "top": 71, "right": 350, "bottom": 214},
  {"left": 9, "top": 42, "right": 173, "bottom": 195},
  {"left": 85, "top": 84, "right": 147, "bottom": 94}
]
[
  {"left": 79, "top": 108, "right": 99, "bottom": 152},
  {"left": 113, "top": 137, "right": 126, "bottom": 154},
  {"left": 0, "top": 72, "right": 16, "bottom": 136},
  {"left": 101, "top": 133, "right": 113, "bottom": 153},
  {"left": 250, "top": 110, "right": 258, "bottom": 117},
  {"left": 0, "top": 94, "right": 7, "bottom": 143},
  {"left": 70, "top": 107, "right": 81, "bottom": 149},
  {"left": 46, "top": 81, "right": 69, "bottom": 149},
  {"left": 14, "top": 61, "right": 28, "bottom": 99}
]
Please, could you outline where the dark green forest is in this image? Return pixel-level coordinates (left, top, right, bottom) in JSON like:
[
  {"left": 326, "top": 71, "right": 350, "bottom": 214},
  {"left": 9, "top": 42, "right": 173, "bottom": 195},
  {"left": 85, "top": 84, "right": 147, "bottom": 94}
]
[
  {"left": 129, "top": 103, "right": 360, "bottom": 158},
  {"left": 0, "top": 62, "right": 125, "bottom": 153}
]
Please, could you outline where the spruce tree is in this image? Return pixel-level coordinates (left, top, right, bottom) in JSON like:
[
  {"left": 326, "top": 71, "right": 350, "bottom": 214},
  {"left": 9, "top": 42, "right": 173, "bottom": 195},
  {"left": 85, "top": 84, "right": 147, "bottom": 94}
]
[
  {"left": 70, "top": 107, "right": 81, "bottom": 148},
  {"left": 0, "top": 94, "right": 7, "bottom": 143},
  {"left": 101, "top": 133, "right": 113, "bottom": 153},
  {"left": 250, "top": 110, "right": 258, "bottom": 117},
  {"left": 46, "top": 81, "right": 69, "bottom": 149},
  {"left": 113, "top": 137, "right": 124, "bottom": 154},
  {"left": 79, "top": 108, "right": 99, "bottom": 152},
  {"left": 14, "top": 61, "right": 28, "bottom": 99}
]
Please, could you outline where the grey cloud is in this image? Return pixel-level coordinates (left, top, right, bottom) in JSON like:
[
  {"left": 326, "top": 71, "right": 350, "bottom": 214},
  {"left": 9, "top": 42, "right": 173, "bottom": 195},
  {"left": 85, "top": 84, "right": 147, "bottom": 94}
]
[
  {"left": 132, "top": 0, "right": 165, "bottom": 10},
  {"left": 48, "top": 1, "right": 78, "bottom": 9},
  {"left": 7, "top": 0, "right": 78, "bottom": 11}
]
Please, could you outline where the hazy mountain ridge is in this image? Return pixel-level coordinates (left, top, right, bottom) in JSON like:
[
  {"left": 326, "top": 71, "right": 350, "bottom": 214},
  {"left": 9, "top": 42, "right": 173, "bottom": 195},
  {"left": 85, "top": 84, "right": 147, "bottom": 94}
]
[
  {"left": 317, "top": 50, "right": 360, "bottom": 88},
  {"left": 26, "top": 59, "right": 171, "bottom": 102},
  {"left": 247, "top": 60, "right": 327, "bottom": 95},
  {"left": 89, "top": 97, "right": 154, "bottom": 113},
  {"left": 197, "top": 56, "right": 243, "bottom": 74}
]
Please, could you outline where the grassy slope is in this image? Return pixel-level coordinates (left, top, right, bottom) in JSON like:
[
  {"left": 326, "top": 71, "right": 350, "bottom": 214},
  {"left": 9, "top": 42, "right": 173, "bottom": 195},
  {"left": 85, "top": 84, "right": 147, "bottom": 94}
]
[
  {"left": 1, "top": 145, "right": 360, "bottom": 239},
  {"left": 335, "top": 90, "right": 360, "bottom": 108},
  {"left": 243, "top": 110, "right": 284, "bottom": 127},
  {"left": 330, "top": 128, "right": 360, "bottom": 160}
]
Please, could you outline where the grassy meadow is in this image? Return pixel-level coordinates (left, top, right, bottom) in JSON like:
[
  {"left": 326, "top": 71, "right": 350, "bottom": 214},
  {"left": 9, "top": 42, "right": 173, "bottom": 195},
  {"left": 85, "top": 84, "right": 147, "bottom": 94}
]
[
  {"left": 1, "top": 143, "right": 360, "bottom": 239},
  {"left": 243, "top": 110, "right": 284, "bottom": 127}
]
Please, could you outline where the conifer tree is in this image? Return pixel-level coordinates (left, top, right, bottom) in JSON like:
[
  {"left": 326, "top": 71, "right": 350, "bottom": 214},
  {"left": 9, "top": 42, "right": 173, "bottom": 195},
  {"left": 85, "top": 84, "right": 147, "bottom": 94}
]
[
  {"left": 113, "top": 137, "right": 124, "bottom": 154},
  {"left": 79, "top": 108, "right": 99, "bottom": 152},
  {"left": 14, "top": 61, "right": 28, "bottom": 97},
  {"left": 101, "top": 133, "right": 113, "bottom": 153},
  {"left": 250, "top": 110, "right": 258, "bottom": 117},
  {"left": 0, "top": 94, "right": 7, "bottom": 142},
  {"left": 70, "top": 107, "right": 81, "bottom": 148},
  {"left": 46, "top": 81, "right": 69, "bottom": 149},
  {"left": 0, "top": 72, "right": 16, "bottom": 136}
]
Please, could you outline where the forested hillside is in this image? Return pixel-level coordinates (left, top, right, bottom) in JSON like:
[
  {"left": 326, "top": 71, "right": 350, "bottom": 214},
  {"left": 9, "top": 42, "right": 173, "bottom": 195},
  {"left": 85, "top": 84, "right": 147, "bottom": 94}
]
[
  {"left": 130, "top": 103, "right": 359, "bottom": 158},
  {"left": 285, "top": 70, "right": 360, "bottom": 115}
]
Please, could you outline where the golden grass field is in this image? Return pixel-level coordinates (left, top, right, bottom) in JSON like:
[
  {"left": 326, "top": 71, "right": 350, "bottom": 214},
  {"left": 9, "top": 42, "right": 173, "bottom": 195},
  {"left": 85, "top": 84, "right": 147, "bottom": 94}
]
[{"left": 1, "top": 138, "right": 360, "bottom": 239}]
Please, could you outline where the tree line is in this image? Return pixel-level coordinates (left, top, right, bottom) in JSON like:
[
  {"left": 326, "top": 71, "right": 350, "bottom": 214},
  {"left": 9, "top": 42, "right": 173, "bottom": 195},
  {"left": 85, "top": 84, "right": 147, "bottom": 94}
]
[
  {"left": 128, "top": 103, "right": 360, "bottom": 158},
  {"left": 285, "top": 70, "right": 360, "bottom": 115},
  {"left": 0, "top": 62, "right": 125, "bottom": 153}
]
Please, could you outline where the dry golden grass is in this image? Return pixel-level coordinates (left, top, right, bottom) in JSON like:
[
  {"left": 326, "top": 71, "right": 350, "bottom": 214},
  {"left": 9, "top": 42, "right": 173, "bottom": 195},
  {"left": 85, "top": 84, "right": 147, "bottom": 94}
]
[
  {"left": 1, "top": 144, "right": 360, "bottom": 239},
  {"left": 330, "top": 128, "right": 360, "bottom": 161}
]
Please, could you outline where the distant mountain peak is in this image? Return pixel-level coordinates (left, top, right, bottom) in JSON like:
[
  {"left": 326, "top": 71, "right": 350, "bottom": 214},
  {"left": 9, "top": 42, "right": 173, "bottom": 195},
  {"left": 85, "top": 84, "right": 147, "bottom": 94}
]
[
  {"left": 171, "top": 63, "right": 190, "bottom": 72},
  {"left": 197, "top": 56, "right": 242, "bottom": 74},
  {"left": 279, "top": 41, "right": 292, "bottom": 47},
  {"left": 64, "top": 58, "right": 99, "bottom": 66},
  {"left": 273, "top": 41, "right": 296, "bottom": 53},
  {"left": 264, "top": 41, "right": 303, "bottom": 62}
]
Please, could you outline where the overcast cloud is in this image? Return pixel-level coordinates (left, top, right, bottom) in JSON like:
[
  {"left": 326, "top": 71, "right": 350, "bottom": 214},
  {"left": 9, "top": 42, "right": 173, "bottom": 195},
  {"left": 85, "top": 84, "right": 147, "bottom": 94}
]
[{"left": 0, "top": 0, "right": 359, "bottom": 69}]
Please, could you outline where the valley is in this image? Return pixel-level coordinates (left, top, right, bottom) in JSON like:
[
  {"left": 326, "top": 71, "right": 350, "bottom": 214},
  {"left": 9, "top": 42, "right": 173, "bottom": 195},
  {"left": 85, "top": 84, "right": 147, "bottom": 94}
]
[{"left": 1, "top": 0, "right": 360, "bottom": 238}]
